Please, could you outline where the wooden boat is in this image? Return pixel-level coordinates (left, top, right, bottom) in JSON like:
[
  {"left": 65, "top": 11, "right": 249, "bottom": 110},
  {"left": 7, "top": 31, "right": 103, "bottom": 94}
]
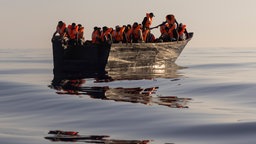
[{"left": 51, "top": 32, "right": 193, "bottom": 77}]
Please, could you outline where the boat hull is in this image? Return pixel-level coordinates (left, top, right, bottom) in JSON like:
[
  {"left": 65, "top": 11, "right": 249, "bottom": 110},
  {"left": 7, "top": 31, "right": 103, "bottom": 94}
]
[
  {"left": 108, "top": 32, "right": 193, "bottom": 69},
  {"left": 52, "top": 33, "right": 193, "bottom": 76},
  {"left": 52, "top": 37, "right": 111, "bottom": 77}
]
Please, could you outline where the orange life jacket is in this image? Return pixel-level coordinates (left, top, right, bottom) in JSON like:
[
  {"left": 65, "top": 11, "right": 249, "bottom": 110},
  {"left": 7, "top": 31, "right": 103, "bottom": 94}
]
[
  {"left": 124, "top": 28, "right": 133, "bottom": 43},
  {"left": 92, "top": 30, "right": 101, "bottom": 43},
  {"left": 57, "top": 23, "right": 66, "bottom": 37},
  {"left": 142, "top": 29, "right": 150, "bottom": 42},
  {"left": 112, "top": 26, "right": 125, "bottom": 42},
  {"left": 167, "top": 24, "right": 177, "bottom": 38},
  {"left": 68, "top": 25, "right": 78, "bottom": 39},
  {"left": 145, "top": 13, "right": 153, "bottom": 28},
  {"left": 101, "top": 28, "right": 113, "bottom": 42},
  {"left": 132, "top": 25, "right": 142, "bottom": 40},
  {"left": 160, "top": 23, "right": 169, "bottom": 35},
  {"left": 77, "top": 27, "right": 84, "bottom": 39},
  {"left": 178, "top": 24, "right": 186, "bottom": 35}
]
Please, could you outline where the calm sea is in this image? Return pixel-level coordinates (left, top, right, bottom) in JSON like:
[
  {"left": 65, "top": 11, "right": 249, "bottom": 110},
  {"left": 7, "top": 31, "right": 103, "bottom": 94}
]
[{"left": 1, "top": 46, "right": 256, "bottom": 144}]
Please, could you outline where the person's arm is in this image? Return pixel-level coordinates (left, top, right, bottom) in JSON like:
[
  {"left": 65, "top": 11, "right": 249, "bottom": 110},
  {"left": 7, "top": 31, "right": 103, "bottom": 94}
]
[
  {"left": 175, "top": 20, "right": 179, "bottom": 27},
  {"left": 142, "top": 17, "right": 147, "bottom": 27},
  {"left": 150, "top": 21, "right": 167, "bottom": 30}
]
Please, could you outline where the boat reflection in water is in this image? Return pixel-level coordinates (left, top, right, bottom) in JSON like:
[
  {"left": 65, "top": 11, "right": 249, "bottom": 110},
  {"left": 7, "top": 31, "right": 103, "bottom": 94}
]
[
  {"left": 45, "top": 130, "right": 151, "bottom": 143},
  {"left": 45, "top": 137, "right": 151, "bottom": 144},
  {"left": 107, "top": 63, "right": 186, "bottom": 80},
  {"left": 50, "top": 64, "right": 191, "bottom": 109}
]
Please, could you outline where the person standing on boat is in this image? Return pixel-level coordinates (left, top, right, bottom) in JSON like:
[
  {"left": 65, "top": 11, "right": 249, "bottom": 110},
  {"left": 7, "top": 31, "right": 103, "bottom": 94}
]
[
  {"left": 92, "top": 27, "right": 101, "bottom": 44},
  {"left": 52, "top": 21, "right": 67, "bottom": 39},
  {"left": 141, "top": 13, "right": 155, "bottom": 43},
  {"left": 142, "top": 12, "right": 154, "bottom": 30},
  {"left": 67, "top": 23, "right": 78, "bottom": 46},
  {"left": 77, "top": 24, "right": 85, "bottom": 45}
]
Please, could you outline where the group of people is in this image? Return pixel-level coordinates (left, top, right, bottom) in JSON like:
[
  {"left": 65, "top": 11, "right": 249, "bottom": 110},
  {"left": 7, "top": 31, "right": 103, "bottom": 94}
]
[
  {"left": 52, "top": 13, "right": 189, "bottom": 46},
  {"left": 52, "top": 22, "right": 85, "bottom": 45}
]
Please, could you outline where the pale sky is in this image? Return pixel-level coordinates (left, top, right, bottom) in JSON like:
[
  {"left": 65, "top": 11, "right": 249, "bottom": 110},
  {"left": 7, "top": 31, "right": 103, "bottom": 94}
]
[{"left": 1, "top": 0, "right": 256, "bottom": 49}]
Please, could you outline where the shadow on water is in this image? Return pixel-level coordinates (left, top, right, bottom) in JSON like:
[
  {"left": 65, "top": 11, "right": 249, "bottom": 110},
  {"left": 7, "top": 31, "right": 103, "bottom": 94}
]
[{"left": 49, "top": 63, "right": 191, "bottom": 109}]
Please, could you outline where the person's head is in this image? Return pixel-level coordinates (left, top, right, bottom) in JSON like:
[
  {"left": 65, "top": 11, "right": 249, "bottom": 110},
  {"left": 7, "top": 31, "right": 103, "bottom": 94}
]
[
  {"left": 124, "top": 25, "right": 130, "bottom": 32},
  {"left": 127, "top": 24, "right": 131, "bottom": 29},
  {"left": 115, "top": 25, "right": 120, "bottom": 31},
  {"left": 78, "top": 24, "right": 82, "bottom": 27},
  {"left": 166, "top": 14, "right": 174, "bottom": 21},
  {"left": 132, "top": 22, "right": 138, "bottom": 28},
  {"left": 71, "top": 23, "right": 76, "bottom": 28},
  {"left": 103, "top": 26, "right": 108, "bottom": 32},
  {"left": 94, "top": 27, "right": 101, "bottom": 34},
  {"left": 149, "top": 12, "right": 154, "bottom": 18},
  {"left": 58, "top": 21, "right": 64, "bottom": 27}
]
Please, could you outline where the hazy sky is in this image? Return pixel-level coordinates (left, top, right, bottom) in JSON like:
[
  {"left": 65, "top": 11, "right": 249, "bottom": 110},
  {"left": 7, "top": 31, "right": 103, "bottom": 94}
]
[{"left": 1, "top": 0, "right": 256, "bottom": 49}]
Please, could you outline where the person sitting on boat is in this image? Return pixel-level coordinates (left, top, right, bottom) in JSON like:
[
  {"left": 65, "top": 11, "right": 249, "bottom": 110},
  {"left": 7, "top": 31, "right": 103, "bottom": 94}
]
[
  {"left": 112, "top": 25, "right": 125, "bottom": 43},
  {"left": 77, "top": 24, "right": 85, "bottom": 45},
  {"left": 178, "top": 23, "right": 189, "bottom": 40},
  {"left": 159, "top": 21, "right": 168, "bottom": 35},
  {"left": 101, "top": 26, "right": 113, "bottom": 44},
  {"left": 165, "top": 14, "right": 179, "bottom": 41},
  {"left": 123, "top": 24, "right": 132, "bottom": 43},
  {"left": 157, "top": 21, "right": 170, "bottom": 42},
  {"left": 142, "top": 27, "right": 155, "bottom": 43},
  {"left": 131, "top": 22, "right": 143, "bottom": 43},
  {"left": 67, "top": 23, "right": 79, "bottom": 46},
  {"left": 142, "top": 12, "right": 154, "bottom": 30},
  {"left": 52, "top": 21, "right": 67, "bottom": 39},
  {"left": 92, "top": 27, "right": 101, "bottom": 44}
]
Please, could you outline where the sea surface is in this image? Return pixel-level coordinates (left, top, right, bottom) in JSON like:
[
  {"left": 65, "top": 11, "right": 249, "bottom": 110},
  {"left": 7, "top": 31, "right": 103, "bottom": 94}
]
[{"left": 1, "top": 46, "right": 256, "bottom": 144}]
